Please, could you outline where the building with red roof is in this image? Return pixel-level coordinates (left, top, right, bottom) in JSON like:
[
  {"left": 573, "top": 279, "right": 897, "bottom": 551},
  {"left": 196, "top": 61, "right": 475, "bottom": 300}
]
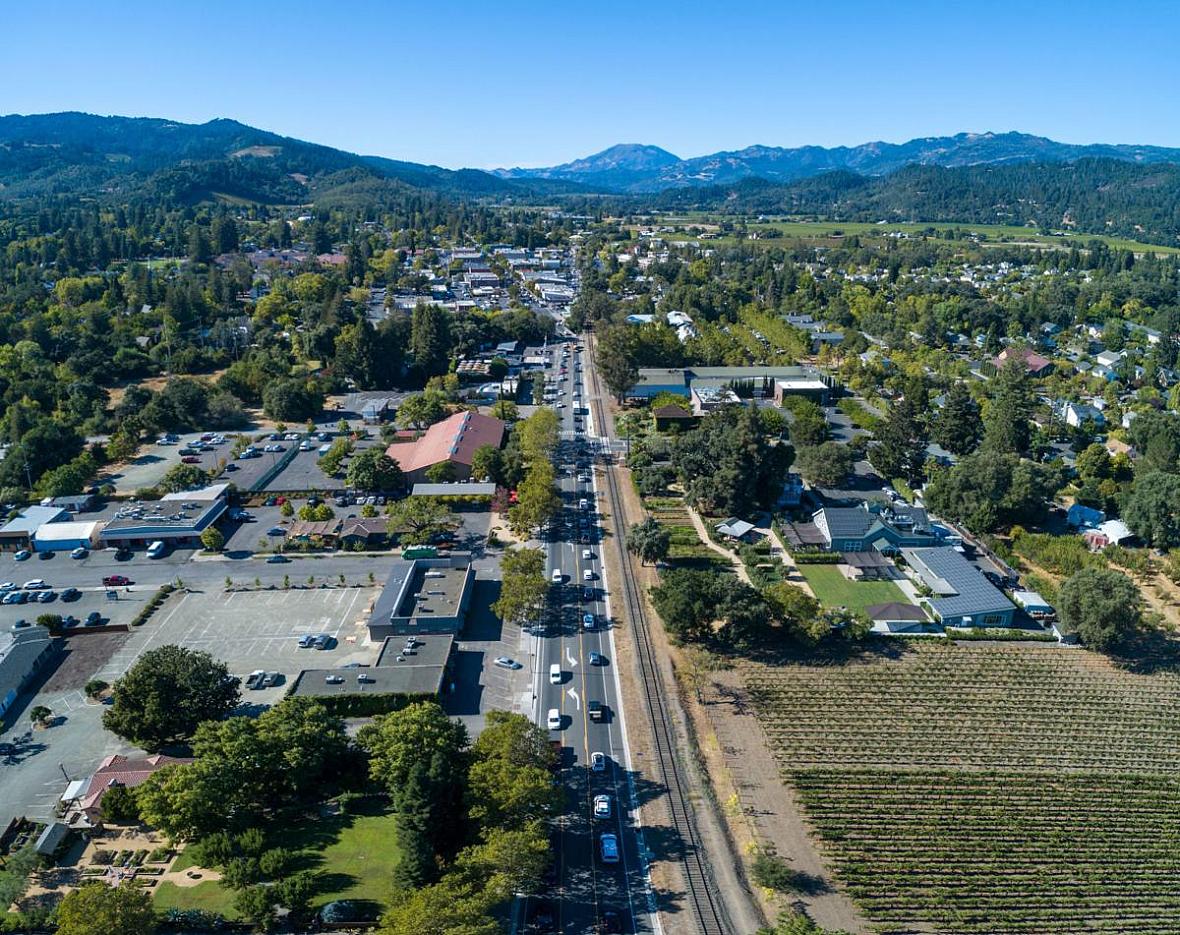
[
  {"left": 993, "top": 346, "right": 1053, "bottom": 377},
  {"left": 68, "top": 754, "right": 193, "bottom": 824},
  {"left": 386, "top": 410, "right": 505, "bottom": 484}
]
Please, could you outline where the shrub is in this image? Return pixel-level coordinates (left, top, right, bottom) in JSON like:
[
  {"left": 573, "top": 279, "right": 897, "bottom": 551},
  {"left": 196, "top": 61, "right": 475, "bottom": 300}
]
[{"left": 84, "top": 679, "right": 109, "bottom": 698}]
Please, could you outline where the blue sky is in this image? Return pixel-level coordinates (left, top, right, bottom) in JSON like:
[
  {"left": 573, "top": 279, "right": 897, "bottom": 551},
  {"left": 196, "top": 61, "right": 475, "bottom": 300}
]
[{"left": 3, "top": 0, "right": 1178, "bottom": 168}]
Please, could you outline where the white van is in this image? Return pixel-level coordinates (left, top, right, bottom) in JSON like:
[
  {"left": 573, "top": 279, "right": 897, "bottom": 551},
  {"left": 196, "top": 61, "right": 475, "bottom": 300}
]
[
  {"left": 146, "top": 540, "right": 167, "bottom": 559},
  {"left": 549, "top": 664, "right": 562, "bottom": 684},
  {"left": 551, "top": 568, "right": 563, "bottom": 583}
]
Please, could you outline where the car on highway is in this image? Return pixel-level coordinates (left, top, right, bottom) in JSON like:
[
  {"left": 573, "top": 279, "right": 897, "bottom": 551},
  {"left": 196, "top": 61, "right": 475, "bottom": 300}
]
[
  {"left": 582, "top": 612, "right": 595, "bottom": 631},
  {"left": 546, "top": 708, "right": 561, "bottom": 730},
  {"left": 13, "top": 550, "right": 30, "bottom": 561},
  {"left": 266, "top": 554, "right": 290, "bottom": 563},
  {"left": 589, "top": 650, "right": 604, "bottom": 666},
  {"left": 582, "top": 548, "right": 593, "bottom": 560},
  {"left": 590, "top": 750, "right": 606, "bottom": 771},
  {"left": 589, "top": 700, "right": 606, "bottom": 722},
  {"left": 593, "top": 794, "right": 612, "bottom": 819},
  {"left": 549, "top": 664, "right": 562, "bottom": 684},
  {"left": 599, "top": 832, "right": 619, "bottom": 864},
  {"left": 582, "top": 586, "right": 595, "bottom": 601},
  {"left": 70, "top": 547, "right": 88, "bottom": 559},
  {"left": 583, "top": 568, "right": 594, "bottom": 581},
  {"left": 596, "top": 910, "right": 623, "bottom": 934},
  {"left": 493, "top": 656, "right": 522, "bottom": 669},
  {"left": 550, "top": 568, "right": 563, "bottom": 583},
  {"left": 103, "top": 575, "right": 132, "bottom": 586},
  {"left": 22, "top": 579, "right": 47, "bottom": 590}
]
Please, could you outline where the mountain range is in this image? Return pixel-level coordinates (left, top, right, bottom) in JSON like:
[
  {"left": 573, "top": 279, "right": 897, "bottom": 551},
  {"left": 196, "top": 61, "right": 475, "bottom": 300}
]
[{"left": 497, "top": 132, "right": 1180, "bottom": 192}]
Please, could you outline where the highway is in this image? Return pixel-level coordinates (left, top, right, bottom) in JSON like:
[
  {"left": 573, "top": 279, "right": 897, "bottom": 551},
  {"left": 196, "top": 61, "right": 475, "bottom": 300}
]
[{"left": 524, "top": 337, "right": 658, "bottom": 935}]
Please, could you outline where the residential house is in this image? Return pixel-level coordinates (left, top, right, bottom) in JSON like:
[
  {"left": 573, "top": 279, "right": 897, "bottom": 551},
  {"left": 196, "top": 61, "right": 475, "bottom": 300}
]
[
  {"left": 69, "top": 754, "right": 192, "bottom": 825},
  {"left": 903, "top": 547, "right": 1017, "bottom": 628},
  {"left": 715, "top": 518, "right": 757, "bottom": 542},
  {"left": 339, "top": 518, "right": 388, "bottom": 550},
  {"left": 651, "top": 405, "right": 698, "bottom": 432},
  {"left": 809, "top": 502, "right": 943, "bottom": 554},
  {"left": 1057, "top": 400, "right": 1106, "bottom": 429},
  {"left": 993, "top": 346, "right": 1054, "bottom": 378},
  {"left": 1083, "top": 519, "right": 1135, "bottom": 551},
  {"left": 1066, "top": 503, "right": 1105, "bottom": 529},
  {"left": 865, "top": 601, "right": 932, "bottom": 635}
]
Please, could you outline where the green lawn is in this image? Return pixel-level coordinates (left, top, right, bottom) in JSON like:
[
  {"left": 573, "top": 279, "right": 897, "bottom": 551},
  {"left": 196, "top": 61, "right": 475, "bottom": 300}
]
[
  {"left": 154, "top": 800, "right": 401, "bottom": 919},
  {"left": 798, "top": 564, "right": 905, "bottom": 614}
]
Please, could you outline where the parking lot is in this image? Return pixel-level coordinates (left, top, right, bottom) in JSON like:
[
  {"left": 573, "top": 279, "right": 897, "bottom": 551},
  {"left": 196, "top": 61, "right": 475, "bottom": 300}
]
[
  {"left": 92, "top": 587, "right": 380, "bottom": 700},
  {"left": 263, "top": 437, "right": 382, "bottom": 494}
]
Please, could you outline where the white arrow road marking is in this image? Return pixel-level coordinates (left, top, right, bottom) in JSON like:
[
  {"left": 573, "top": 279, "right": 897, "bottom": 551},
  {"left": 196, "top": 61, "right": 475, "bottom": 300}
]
[
  {"left": 566, "top": 646, "right": 578, "bottom": 668},
  {"left": 567, "top": 687, "right": 580, "bottom": 710}
]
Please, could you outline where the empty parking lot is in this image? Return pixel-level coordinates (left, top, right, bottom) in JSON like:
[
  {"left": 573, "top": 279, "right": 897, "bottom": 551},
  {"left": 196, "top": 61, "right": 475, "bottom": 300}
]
[{"left": 95, "top": 587, "right": 381, "bottom": 697}]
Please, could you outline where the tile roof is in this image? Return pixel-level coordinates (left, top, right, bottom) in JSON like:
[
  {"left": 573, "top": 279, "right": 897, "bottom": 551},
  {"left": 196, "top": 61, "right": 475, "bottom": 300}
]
[
  {"left": 386, "top": 411, "right": 505, "bottom": 475},
  {"left": 78, "top": 754, "right": 192, "bottom": 813}
]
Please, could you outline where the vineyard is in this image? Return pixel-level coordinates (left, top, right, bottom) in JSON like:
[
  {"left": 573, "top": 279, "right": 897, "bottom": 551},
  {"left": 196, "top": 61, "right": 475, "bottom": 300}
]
[{"left": 745, "top": 642, "right": 1180, "bottom": 933}]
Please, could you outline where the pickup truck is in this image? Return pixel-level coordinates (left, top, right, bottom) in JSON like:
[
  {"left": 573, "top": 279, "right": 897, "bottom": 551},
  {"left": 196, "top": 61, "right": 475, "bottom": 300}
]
[{"left": 588, "top": 700, "right": 605, "bottom": 722}]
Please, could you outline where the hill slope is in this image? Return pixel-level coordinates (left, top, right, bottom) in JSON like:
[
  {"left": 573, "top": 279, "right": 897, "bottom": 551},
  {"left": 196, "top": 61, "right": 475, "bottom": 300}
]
[{"left": 0, "top": 111, "right": 582, "bottom": 204}]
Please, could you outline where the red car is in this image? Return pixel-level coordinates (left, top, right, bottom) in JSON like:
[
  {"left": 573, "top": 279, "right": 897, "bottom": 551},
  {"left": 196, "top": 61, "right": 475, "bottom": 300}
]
[
  {"left": 181, "top": 455, "right": 201, "bottom": 463},
  {"left": 102, "top": 575, "right": 132, "bottom": 587}
]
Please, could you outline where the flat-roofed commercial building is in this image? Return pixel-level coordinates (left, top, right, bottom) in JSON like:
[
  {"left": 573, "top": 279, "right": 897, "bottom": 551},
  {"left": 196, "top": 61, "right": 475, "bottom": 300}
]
[
  {"left": 98, "top": 484, "right": 229, "bottom": 549},
  {"left": 368, "top": 554, "right": 476, "bottom": 640}
]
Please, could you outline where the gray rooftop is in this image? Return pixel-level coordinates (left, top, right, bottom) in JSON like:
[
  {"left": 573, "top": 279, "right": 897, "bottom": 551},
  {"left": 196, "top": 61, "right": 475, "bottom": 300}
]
[
  {"left": 1, "top": 506, "right": 69, "bottom": 536},
  {"left": 0, "top": 625, "right": 54, "bottom": 709},
  {"left": 903, "top": 548, "right": 1015, "bottom": 620},
  {"left": 411, "top": 483, "right": 497, "bottom": 497},
  {"left": 817, "top": 505, "right": 875, "bottom": 539},
  {"left": 289, "top": 634, "right": 453, "bottom": 698}
]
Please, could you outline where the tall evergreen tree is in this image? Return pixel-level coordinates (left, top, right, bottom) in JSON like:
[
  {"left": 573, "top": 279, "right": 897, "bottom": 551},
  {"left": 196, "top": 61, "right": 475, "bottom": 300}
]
[
  {"left": 410, "top": 303, "right": 450, "bottom": 381},
  {"left": 983, "top": 358, "right": 1033, "bottom": 455},
  {"left": 932, "top": 382, "right": 982, "bottom": 456},
  {"left": 869, "top": 396, "right": 928, "bottom": 484}
]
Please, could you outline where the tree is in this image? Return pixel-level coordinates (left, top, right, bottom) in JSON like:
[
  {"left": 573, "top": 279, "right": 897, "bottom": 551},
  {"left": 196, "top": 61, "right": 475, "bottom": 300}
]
[
  {"left": 346, "top": 447, "right": 403, "bottom": 492},
  {"left": 29, "top": 705, "right": 52, "bottom": 726},
  {"left": 931, "top": 382, "right": 982, "bottom": 456},
  {"left": 795, "top": 442, "right": 854, "bottom": 488},
  {"left": 626, "top": 518, "right": 670, "bottom": 566},
  {"left": 103, "top": 646, "right": 239, "bottom": 750},
  {"left": 385, "top": 496, "right": 456, "bottom": 545},
  {"left": 649, "top": 569, "right": 724, "bottom": 642},
  {"left": 55, "top": 882, "right": 155, "bottom": 935},
  {"left": 490, "top": 399, "right": 518, "bottom": 423},
  {"left": 232, "top": 885, "right": 277, "bottom": 932},
  {"left": 200, "top": 527, "right": 225, "bottom": 552},
  {"left": 983, "top": 358, "right": 1033, "bottom": 455},
  {"left": 869, "top": 396, "right": 928, "bottom": 484},
  {"left": 100, "top": 784, "right": 141, "bottom": 825},
  {"left": 784, "top": 398, "right": 828, "bottom": 447},
  {"left": 377, "top": 877, "right": 498, "bottom": 935},
  {"left": 492, "top": 548, "right": 548, "bottom": 628},
  {"left": 410, "top": 304, "right": 451, "bottom": 382},
  {"left": 764, "top": 582, "right": 825, "bottom": 645},
  {"left": 454, "top": 826, "right": 551, "bottom": 902},
  {"left": 425, "top": 460, "right": 456, "bottom": 483},
  {"left": 756, "top": 911, "right": 853, "bottom": 935},
  {"left": 158, "top": 462, "right": 209, "bottom": 493},
  {"left": 924, "top": 450, "right": 1060, "bottom": 534},
  {"left": 1121, "top": 471, "right": 1180, "bottom": 548},
  {"left": 397, "top": 390, "right": 448, "bottom": 430},
  {"left": 672, "top": 407, "right": 793, "bottom": 515},
  {"left": 510, "top": 461, "right": 561, "bottom": 535},
  {"left": 516, "top": 408, "right": 560, "bottom": 464},
  {"left": 1075, "top": 442, "right": 1112, "bottom": 483},
  {"left": 1057, "top": 567, "right": 1141, "bottom": 650},
  {"left": 470, "top": 444, "right": 504, "bottom": 485},
  {"left": 359, "top": 701, "right": 469, "bottom": 794},
  {"left": 594, "top": 326, "right": 639, "bottom": 403},
  {"left": 1127, "top": 410, "right": 1180, "bottom": 474},
  {"left": 262, "top": 379, "right": 323, "bottom": 422},
  {"left": 0, "top": 845, "right": 38, "bottom": 911}
]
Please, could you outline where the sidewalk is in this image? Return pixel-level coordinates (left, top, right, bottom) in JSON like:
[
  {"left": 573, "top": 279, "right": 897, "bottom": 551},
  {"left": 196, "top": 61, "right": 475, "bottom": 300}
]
[{"left": 757, "top": 513, "right": 817, "bottom": 598}]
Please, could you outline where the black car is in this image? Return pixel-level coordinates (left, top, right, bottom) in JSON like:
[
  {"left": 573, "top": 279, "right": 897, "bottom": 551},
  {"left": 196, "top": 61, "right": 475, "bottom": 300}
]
[
  {"left": 84, "top": 612, "right": 103, "bottom": 626},
  {"left": 61, "top": 587, "right": 80, "bottom": 601},
  {"left": 582, "top": 586, "right": 595, "bottom": 602}
]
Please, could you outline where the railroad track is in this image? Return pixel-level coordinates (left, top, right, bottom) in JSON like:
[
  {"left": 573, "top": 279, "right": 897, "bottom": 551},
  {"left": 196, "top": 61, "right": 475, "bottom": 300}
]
[{"left": 584, "top": 333, "right": 730, "bottom": 935}]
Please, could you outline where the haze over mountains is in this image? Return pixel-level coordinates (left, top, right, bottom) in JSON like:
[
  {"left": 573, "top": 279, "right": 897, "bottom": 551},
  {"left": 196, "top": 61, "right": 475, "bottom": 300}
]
[{"left": 496, "top": 132, "right": 1180, "bottom": 192}]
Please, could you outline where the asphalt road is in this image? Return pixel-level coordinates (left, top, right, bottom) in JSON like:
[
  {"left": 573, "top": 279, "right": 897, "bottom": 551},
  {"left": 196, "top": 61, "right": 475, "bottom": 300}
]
[{"left": 523, "top": 339, "right": 656, "bottom": 935}]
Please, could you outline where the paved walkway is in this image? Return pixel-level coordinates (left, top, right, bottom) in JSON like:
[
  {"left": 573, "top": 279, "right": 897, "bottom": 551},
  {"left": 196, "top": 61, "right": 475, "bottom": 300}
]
[
  {"left": 757, "top": 513, "right": 817, "bottom": 598},
  {"left": 686, "top": 506, "right": 752, "bottom": 584}
]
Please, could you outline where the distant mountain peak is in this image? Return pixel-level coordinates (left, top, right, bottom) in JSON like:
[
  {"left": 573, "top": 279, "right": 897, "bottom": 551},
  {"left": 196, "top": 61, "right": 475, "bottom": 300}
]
[{"left": 498, "top": 131, "right": 1180, "bottom": 193}]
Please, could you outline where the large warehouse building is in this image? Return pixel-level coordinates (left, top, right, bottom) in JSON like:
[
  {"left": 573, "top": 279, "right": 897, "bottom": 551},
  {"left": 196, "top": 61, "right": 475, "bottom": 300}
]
[{"left": 99, "top": 484, "right": 229, "bottom": 550}]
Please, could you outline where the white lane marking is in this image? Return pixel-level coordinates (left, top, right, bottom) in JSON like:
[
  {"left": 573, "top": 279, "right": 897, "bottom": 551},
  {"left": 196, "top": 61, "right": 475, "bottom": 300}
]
[
  {"left": 566, "top": 686, "right": 580, "bottom": 710},
  {"left": 566, "top": 645, "right": 578, "bottom": 668}
]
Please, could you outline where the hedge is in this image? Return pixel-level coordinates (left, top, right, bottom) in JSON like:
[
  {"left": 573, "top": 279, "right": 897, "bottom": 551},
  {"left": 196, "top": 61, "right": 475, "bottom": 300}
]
[
  {"left": 791, "top": 551, "right": 842, "bottom": 564},
  {"left": 130, "top": 584, "right": 175, "bottom": 627},
  {"left": 947, "top": 627, "right": 1057, "bottom": 642}
]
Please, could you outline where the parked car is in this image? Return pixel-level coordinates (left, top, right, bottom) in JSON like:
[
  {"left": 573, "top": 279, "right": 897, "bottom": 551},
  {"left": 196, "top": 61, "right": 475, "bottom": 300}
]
[
  {"left": 70, "top": 547, "right": 88, "bottom": 559},
  {"left": 260, "top": 672, "right": 281, "bottom": 688},
  {"left": 22, "top": 579, "right": 48, "bottom": 590},
  {"left": 13, "top": 550, "right": 30, "bottom": 561},
  {"left": 181, "top": 456, "right": 201, "bottom": 464},
  {"left": 313, "top": 634, "right": 331, "bottom": 650},
  {"left": 84, "top": 612, "right": 102, "bottom": 626},
  {"left": 1, "top": 592, "right": 25, "bottom": 605},
  {"left": 298, "top": 635, "right": 315, "bottom": 648},
  {"left": 103, "top": 575, "right": 132, "bottom": 586},
  {"left": 325, "top": 674, "right": 344, "bottom": 684},
  {"left": 0, "top": 582, "right": 14, "bottom": 591},
  {"left": 36, "top": 591, "right": 56, "bottom": 603},
  {"left": 494, "top": 656, "right": 522, "bottom": 670},
  {"left": 246, "top": 670, "right": 266, "bottom": 689},
  {"left": 61, "top": 587, "right": 80, "bottom": 601},
  {"left": 266, "top": 555, "right": 290, "bottom": 563}
]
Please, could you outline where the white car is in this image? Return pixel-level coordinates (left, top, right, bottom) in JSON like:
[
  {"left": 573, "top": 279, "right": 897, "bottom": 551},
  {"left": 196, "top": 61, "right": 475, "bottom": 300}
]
[
  {"left": 549, "top": 664, "right": 562, "bottom": 684},
  {"left": 583, "top": 569, "right": 594, "bottom": 582},
  {"left": 0, "top": 582, "right": 14, "bottom": 592},
  {"left": 22, "top": 579, "right": 48, "bottom": 590},
  {"left": 593, "top": 794, "right": 612, "bottom": 819},
  {"left": 70, "top": 547, "right": 88, "bottom": 559},
  {"left": 590, "top": 751, "right": 606, "bottom": 773},
  {"left": 547, "top": 708, "right": 561, "bottom": 730},
  {"left": 551, "top": 568, "right": 563, "bottom": 583},
  {"left": 494, "top": 656, "right": 522, "bottom": 670},
  {"left": 582, "top": 549, "right": 592, "bottom": 560}
]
